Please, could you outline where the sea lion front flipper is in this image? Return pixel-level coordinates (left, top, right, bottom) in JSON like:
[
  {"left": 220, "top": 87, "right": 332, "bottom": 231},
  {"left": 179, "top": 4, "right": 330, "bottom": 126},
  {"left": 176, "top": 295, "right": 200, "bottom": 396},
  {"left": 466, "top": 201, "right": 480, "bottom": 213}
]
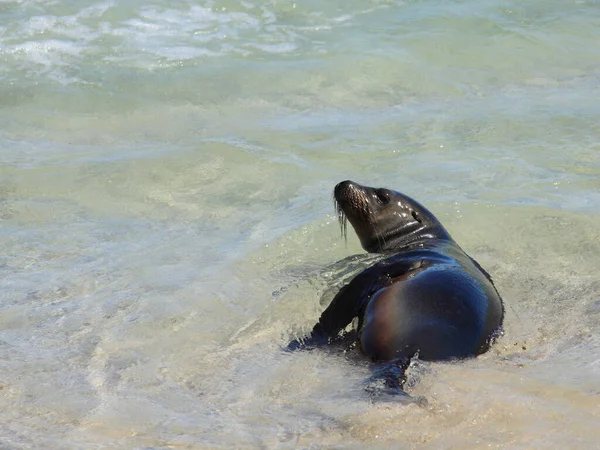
[
  {"left": 285, "top": 281, "right": 361, "bottom": 351},
  {"left": 287, "top": 256, "right": 423, "bottom": 351},
  {"left": 286, "top": 268, "right": 379, "bottom": 351},
  {"left": 309, "top": 257, "right": 421, "bottom": 341}
]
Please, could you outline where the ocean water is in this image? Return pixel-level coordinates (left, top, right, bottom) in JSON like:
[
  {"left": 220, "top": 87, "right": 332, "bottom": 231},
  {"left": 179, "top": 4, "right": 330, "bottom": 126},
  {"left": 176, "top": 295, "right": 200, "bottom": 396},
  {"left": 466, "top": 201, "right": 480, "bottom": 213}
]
[{"left": 1, "top": 0, "right": 599, "bottom": 447}]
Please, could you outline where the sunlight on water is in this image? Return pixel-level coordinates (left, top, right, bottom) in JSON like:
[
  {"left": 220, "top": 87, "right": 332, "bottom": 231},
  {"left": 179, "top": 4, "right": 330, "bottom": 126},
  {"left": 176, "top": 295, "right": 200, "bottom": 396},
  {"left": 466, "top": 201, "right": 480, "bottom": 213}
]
[{"left": 1, "top": 0, "right": 599, "bottom": 447}]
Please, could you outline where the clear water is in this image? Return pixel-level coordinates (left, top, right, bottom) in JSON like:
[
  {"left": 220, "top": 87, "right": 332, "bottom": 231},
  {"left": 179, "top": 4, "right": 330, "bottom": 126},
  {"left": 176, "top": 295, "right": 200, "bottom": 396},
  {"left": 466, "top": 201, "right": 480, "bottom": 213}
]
[{"left": 1, "top": 0, "right": 599, "bottom": 447}]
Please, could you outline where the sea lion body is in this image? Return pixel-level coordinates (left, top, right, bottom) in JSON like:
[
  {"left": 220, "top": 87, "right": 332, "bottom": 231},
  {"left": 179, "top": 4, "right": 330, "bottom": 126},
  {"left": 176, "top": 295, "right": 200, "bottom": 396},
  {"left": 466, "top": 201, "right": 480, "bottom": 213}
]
[
  {"left": 357, "top": 242, "right": 502, "bottom": 361},
  {"left": 292, "top": 180, "right": 504, "bottom": 366}
]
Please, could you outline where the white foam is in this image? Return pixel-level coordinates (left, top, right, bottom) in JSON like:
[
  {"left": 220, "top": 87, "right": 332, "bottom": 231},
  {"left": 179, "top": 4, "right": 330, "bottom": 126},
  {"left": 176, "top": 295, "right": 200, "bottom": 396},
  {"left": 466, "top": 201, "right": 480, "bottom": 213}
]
[
  {"left": 9, "top": 39, "right": 83, "bottom": 68},
  {"left": 0, "top": 0, "right": 376, "bottom": 81},
  {"left": 155, "top": 45, "right": 220, "bottom": 60},
  {"left": 251, "top": 42, "right": 298, "bottom": 54}
]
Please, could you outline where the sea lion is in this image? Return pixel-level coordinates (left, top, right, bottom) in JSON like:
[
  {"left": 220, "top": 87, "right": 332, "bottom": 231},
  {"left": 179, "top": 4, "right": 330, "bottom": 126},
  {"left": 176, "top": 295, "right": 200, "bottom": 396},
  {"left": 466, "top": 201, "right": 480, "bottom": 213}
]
[{"left": 289, "top": 180, "right": 504, "bottom": 390}]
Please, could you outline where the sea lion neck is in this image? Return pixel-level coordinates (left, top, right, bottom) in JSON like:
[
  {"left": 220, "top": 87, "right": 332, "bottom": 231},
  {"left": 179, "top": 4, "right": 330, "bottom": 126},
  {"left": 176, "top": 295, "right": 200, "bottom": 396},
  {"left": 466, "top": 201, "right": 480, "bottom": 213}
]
[
  {"left": 375, "top": 198, "right": 453, "bottom": 253},
  {"left": 364, "top": 225, "right": 453, "bottom": 254}
]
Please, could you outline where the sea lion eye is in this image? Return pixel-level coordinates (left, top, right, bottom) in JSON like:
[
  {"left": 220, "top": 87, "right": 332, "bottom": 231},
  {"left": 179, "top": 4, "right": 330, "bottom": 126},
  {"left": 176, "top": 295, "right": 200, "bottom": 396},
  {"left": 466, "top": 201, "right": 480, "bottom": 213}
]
[
  {"left": 411, "top": 210, "right": 422, "bottom": 223},
  {"left": 375, "top": 189, "right": 390, "bottom": 205}
]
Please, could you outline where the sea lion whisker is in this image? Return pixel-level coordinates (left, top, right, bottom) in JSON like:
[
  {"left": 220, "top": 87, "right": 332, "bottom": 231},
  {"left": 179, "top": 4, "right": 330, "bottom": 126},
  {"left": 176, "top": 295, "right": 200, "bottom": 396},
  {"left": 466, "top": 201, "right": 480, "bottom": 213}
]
[{"left": 334, "top": 198, "right": 348, "bottom": 242}]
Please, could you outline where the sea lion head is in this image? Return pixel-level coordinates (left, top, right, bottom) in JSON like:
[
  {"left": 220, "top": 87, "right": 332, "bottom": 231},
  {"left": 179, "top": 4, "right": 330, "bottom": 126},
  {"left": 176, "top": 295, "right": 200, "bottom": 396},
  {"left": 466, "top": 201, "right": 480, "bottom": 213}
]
[{"left": 333, "top": 180, "right": 451, "bottom": 253}]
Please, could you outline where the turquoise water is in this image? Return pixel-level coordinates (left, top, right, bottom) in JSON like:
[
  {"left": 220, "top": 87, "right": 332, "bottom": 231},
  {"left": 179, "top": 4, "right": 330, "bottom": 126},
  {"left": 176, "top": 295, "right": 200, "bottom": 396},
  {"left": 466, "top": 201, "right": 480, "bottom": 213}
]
[{"left": 1, "top": 0, "right": 599, "bottom": 447}]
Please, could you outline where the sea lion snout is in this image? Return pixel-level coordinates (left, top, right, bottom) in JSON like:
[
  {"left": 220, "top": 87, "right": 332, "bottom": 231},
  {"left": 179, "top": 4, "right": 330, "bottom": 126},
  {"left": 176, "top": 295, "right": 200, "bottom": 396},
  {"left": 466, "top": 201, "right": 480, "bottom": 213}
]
[
  {"left": 334, "top": 181, "right": 370, "bottom": 218},
  {"left": 334, "top": 180, "right": 362, "bottom": 202}
]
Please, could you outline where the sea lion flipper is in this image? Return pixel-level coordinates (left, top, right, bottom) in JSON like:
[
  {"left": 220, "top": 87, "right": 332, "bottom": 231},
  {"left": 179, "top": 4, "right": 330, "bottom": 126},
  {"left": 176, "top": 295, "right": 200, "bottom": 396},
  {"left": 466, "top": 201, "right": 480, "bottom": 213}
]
[
  {"left": 308, "top": 258, "right": 418, "bottom": 341},
  {"left": 284, "top": 281, "right": 360, "bottom": 351},
  {"left": 364, "top": 356, "right": 427, "bottom": 405},
  {"left": 285, "top": 334, "right": 328, "bottom": 352},
  {"left": 303, "top": 282, "right": 361, "bottom": 343},
  {"left": 366, "top": 386, "right": 425, "bottom": 405},
  {"left": 284, "top": 275, "right": 375, "bottom": 352}
]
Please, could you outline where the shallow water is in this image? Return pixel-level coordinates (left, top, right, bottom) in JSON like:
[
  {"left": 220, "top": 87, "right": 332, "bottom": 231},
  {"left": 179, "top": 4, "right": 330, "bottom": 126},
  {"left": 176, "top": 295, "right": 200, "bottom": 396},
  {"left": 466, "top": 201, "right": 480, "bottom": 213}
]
[{"left": 1, "top": 0, "right": 600, "bottom": 448}]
